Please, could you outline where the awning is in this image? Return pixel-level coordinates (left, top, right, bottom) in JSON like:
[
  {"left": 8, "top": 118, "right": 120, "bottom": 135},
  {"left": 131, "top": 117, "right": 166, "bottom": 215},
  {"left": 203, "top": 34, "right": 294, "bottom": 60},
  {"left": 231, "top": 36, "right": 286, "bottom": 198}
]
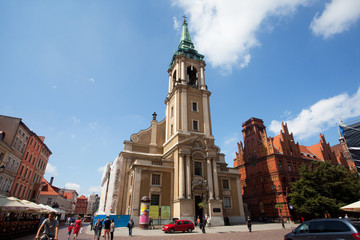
[
  {"left": 0, "top": 195, "right": 29, "bottom": 211},
  {"left": 340, "top": 200, "right": 360, "bottom": 212}
]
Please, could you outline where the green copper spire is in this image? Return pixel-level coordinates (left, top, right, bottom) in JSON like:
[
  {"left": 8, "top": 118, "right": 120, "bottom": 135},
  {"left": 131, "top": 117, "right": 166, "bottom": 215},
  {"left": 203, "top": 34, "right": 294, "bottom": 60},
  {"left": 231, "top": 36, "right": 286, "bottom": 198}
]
[
  {"left": 169, "top": 17, "right": 204, "bottom": 70},
  {"left": 178, "top": 19, "right": 195, "bottom": 50}
]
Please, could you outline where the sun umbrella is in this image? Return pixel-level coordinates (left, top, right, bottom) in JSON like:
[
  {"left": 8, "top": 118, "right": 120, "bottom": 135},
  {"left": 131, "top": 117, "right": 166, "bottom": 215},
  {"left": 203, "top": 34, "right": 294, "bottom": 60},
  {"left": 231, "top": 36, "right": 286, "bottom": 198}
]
[
  {"left": 0, "top": 195, "right": 29, "bottom": 211},
  {"left": 340, "top": 200, "right": 360, "bottom": 212}
]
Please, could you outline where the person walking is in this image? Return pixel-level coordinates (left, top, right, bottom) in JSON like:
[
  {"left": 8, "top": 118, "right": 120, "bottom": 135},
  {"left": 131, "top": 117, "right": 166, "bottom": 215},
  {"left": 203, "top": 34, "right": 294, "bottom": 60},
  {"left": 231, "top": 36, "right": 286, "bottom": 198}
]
[
  {"left": 93, "top": 219, "right": 101, "bottom": 240},
  {"left": 110, "top": 219, "right": 115, "bottom": 240},
  {"left": 246, "top": 216, "right": 252, "bottom": 232},
  {"left": 201, "top": 217, "right": 207, "bottom": 233},
  {"left": 196, "top": 217, "right": 200, "bottom": 229},
  {"left": 127, "top": 218, "right": 135, "bottom": 237},
  {"left": 73, "top": 217, "right": 82, "bottom": 239},
  {"left": 67, "top": 223, "right": 73, "bottom": 240},
  {"left": 34, "top": 212, "right": 59, "bottom": 240},
  {"left": 103, "top": 216, "right": 111, "bottom": 240},
  {"left": 207, "top": 216, "right": 211, "bottom": 228},
  {"left": 98, "top": 218, "right": 104, "bottom": 239}
]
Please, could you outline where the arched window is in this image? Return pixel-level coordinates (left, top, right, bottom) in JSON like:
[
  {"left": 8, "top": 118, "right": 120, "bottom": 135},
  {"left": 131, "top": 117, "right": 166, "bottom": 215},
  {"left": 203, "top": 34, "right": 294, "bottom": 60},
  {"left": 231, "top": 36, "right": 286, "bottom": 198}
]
[{"left": 187, "top": 66, "right": 198, "bottom": 87}]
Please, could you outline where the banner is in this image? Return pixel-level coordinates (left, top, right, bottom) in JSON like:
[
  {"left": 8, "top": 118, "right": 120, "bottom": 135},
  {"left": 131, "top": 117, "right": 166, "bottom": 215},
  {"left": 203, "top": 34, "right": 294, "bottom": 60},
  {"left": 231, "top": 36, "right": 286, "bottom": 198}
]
[
  {"left": 161, "top": 206, "right": 171, "bottom": 219},
  {"left": 149, "top": 205, "right": 159, "bottom": 219}
]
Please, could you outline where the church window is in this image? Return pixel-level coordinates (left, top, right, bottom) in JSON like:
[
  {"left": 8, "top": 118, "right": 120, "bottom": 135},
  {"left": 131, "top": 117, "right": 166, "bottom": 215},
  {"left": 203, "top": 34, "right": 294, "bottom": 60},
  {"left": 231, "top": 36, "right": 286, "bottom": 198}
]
[
  {"left": 192, "top": 102, "right": 198, "bottom": 112},
  {"left": 151, "top": 174, "right": 161, "bottom": 186},
  {"left": 151, "top": 194, "right": 160, "bottom": 205},
  {"left": 222, "top": 179, "right": 230, "bottom": 190},
  {"left": 193, "top": 120, "right": 199, "bottom": 131},
  {"left": 224, "top": 197, "right": 232, "bottom": 208},
  {"left": 194, "top": 161, "right": 202, "bottom": 176},
  {"left": 171, "top": 106, "right": 174, "bottom": 117}
]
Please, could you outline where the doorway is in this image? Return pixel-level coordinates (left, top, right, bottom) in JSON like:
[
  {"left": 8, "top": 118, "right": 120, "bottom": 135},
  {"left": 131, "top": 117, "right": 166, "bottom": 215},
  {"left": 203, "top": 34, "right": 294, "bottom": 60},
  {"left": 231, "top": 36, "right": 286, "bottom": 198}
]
[{"left": 195, "top": 195, "right": 204, "bottom": 222}]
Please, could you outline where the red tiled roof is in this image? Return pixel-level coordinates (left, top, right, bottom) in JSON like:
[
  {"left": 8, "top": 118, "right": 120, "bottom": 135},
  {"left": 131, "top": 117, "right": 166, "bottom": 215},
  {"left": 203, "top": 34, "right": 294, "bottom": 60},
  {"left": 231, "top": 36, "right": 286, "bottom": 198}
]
[
  {"left": 77, "top": 195, "right": 87, "bottom": 200},
  {"left": 40, "top": 178, "right": 60, "bottom": 196},
  {"left": 62, "top": 192, "right": 73, "bottom": 199}
]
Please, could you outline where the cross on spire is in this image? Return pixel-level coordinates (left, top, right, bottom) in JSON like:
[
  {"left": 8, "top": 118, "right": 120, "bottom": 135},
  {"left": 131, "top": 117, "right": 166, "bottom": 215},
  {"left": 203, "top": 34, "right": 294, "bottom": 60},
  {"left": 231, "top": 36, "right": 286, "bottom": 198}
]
[{"left": 182, "top": 15, "right": 187, "bottom": 23}]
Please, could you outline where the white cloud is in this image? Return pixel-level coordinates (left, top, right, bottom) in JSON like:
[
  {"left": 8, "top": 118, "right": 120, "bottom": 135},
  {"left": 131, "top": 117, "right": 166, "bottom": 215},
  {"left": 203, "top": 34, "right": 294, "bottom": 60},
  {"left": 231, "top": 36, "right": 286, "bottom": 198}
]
[
  {"left": 98, "top": 166, "right": 105, "bottom": 174},
  {"left": 173, "top": 0, "right": 309, "bottom": 71},
  {"left": 269, "top": 87, "right": 360, "bottom": 140},
  {"left": 173, "top": 16, "right": 180, "bottom": 31},
  {"left": 88, "top": 186, "right": 102, "bottom": 194},
  {"left": 310, "top": 0, "right": 360, "bottom": 39},
  {"left": 89, "top": 78, "right": 95, "bottom": 83},
  {"left": 45, "top": 163, "right": 58, "bottom": 176},
  {"left": 65, "top": 182, "right": 81, "bottom": 192},
  {"left": 72, "top": 117, "right": 80, "bottom": 124}
]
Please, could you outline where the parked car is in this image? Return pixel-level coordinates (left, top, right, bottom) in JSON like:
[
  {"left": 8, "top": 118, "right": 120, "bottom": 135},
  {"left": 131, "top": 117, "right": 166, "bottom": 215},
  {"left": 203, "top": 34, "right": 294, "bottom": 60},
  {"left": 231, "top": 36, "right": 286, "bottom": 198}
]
[
  {"left": 162, "top": 220, "right": 195, "bottom": 233},
  {"left": 284, "top": 218, "right": 360, "bottom": 240}
]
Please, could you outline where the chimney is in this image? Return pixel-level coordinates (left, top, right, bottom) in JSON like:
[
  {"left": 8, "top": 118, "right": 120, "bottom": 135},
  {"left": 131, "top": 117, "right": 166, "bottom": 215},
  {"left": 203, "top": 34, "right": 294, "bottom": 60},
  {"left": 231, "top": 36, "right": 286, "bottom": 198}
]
[{"left": 50, "top": 177, "right": 54, "bottom": 185}]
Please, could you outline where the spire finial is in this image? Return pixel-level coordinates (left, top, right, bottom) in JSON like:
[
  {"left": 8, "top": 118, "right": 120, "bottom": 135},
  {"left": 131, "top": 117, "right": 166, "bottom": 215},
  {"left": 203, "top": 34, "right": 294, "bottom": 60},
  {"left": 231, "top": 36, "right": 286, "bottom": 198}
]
[
  {"left": 182, "top": 15, "right": 187, "bottom": 23},
  {"left": 152, "top": 112, "right": 157, "bottom": 121}
]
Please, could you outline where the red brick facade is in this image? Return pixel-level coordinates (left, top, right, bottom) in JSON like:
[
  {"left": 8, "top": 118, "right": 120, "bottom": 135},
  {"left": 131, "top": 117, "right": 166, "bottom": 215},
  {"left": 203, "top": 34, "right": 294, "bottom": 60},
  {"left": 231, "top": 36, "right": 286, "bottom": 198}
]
[
  {"left": 75, "top": 195, "right": 88, "bottom": 215},
  {"left": 234, "top": 117, "right": 350, "bottom": 222}
]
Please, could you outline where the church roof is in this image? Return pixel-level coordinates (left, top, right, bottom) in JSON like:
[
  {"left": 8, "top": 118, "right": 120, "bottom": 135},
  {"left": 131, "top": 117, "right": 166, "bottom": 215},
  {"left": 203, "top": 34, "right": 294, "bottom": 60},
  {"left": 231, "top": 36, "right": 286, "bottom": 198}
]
[{"left": 169, "top": 19, "right": 204, "bottom": 70}]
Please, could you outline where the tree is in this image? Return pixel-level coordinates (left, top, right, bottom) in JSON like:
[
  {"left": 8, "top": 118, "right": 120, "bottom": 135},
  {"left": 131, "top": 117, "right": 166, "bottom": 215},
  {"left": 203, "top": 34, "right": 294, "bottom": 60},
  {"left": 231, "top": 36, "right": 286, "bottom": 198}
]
[{"left": 289, "top": 161, "right": 360, "bottom": 219}]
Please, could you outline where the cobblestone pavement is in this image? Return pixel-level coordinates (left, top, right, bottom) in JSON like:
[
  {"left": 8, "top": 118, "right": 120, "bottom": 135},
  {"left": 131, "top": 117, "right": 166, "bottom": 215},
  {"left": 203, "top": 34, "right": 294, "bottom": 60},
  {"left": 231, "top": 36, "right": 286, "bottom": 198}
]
[{"left": 15, "top": 222, "right": 297, "bottom": 240}]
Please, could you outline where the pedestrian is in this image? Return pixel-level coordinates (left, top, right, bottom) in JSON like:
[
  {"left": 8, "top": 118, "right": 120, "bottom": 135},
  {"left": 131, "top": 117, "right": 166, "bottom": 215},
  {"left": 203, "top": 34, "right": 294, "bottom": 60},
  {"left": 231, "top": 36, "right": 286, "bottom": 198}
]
[
  {"left": 110, "top": 219, "right": 115, "bottom": 240},
  {"left": 127, "top": 218, "right": 135, "bottom": 237},
  {"left": 345, "top": 214, "right": 349, "bottom": 219},
  {"left": 90, "top": 217, "right": 94, "bottom": 231},
  {"left": 196, "top": 217, "right": 200, "bottom": 229},
  {"left": 103, "top": 216, "right": 111, "bottom": 240},
  {"left": 67, "top": 223, "right": 73, "bottom": 240},
  {"left": 201, "top": 217, "right": 207, "bottom": 233},
  {"left": 301, "top": 216, "right": 304, "bottom": 222},
  {"left": 207, "top": 216, "right": 211, "bottom": 228},
  {"left": 98, "top": 218, "right": 104, "bottom": 239},
  {"left": 93, "top": 219, "right": 101, "bottom": 240},
  {"left": 246, "top": 216, "right": 252, "bottom": 232},
  {"left": 73, "top": 217, "right": 82, "bottom": 239},
  {"left": 148, "top": 216, "right": 153, "bottom": 229},
  {"left": 34, "top": 212, "right": 59, "bottom": 240},
  {"left": 281, "top": 217, "right": 285, "bottom": 228}
]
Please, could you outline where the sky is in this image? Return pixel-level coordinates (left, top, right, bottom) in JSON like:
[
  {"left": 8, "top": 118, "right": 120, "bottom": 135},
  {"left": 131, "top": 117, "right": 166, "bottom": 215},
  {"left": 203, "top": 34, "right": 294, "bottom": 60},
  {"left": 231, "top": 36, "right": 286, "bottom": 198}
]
[{"left": 1, "top": 0, "right": 359, "bottom": 197}]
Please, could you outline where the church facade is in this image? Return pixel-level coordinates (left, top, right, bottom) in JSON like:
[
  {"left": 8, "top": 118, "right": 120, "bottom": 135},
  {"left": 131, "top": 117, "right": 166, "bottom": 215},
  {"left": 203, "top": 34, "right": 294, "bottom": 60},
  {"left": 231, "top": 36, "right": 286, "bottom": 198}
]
[{"left": 99, "top": 20, "right": 245, "bottom": 226}]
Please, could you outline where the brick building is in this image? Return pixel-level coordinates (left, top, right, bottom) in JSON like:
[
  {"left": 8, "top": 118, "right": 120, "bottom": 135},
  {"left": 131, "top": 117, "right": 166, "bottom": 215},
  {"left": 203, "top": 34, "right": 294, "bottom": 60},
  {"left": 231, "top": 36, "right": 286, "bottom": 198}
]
[
  {"left": 233, "top": 117, "right": 351, "bottom": 222},
  {"left": 75, "top": 195, "right": 88, "bottom": 216},
  {"left": 0, "top": 115, "right": 51, "bottom": 201}
]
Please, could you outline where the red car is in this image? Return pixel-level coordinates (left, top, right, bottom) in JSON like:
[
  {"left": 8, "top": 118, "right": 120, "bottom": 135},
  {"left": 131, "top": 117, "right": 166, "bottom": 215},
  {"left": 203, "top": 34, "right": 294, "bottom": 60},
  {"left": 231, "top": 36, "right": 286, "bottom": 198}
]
[{"left": 162, "top": 220, "right": 195, "bottom": 233}]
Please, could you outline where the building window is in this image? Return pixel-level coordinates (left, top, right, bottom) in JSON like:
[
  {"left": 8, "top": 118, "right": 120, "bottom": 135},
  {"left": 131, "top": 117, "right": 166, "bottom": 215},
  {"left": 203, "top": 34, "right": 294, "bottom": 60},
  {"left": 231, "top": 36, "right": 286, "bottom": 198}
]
[
  {"left": 288, "top": 162, "right": 292, "bottom": 171},
  {"left": 150, "top": 194, "right": 160, "bottom": 205},
  {"left": 224, "top": 197, "right": 232, "bottom": 208},
  {"left": 194, "top": 161, "right": 202, "bottom": 176},
  {"left": 151, "top": 174, "right": 161, "bottom": 186},
  {"left": 193, "top": 120, "right": 199, "bottom": 131},
  {"left": 278, "top": 161, "right": 283, "bottom": 170},
  {"left": 192, "top": 102, "right": 198, "bottom": 112},
  {"left": 47, "top": 198, "right": 52, "bottom": 205},
  {"left": 222, "top": 179, "right": 230, "bottom": 190},
  {"left": 171, "top": 106, "right": 174, "bottom": 117}
]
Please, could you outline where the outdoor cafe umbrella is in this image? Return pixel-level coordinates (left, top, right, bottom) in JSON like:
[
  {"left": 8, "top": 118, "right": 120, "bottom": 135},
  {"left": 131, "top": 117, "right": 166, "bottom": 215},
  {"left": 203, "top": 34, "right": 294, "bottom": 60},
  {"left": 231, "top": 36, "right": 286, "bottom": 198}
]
[
  {"left": 38, "top": 203, "right": 59, "bottom": 213},
  {"left": 0, "top": 194, "right": 29, "bottom": 211},
  {"left": 340, "top": 200, "right": 360, "bottom": 212}
]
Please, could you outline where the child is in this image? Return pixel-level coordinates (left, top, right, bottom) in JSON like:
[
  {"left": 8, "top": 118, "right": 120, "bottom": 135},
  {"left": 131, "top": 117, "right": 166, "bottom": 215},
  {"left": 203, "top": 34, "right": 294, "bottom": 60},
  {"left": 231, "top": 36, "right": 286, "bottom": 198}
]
[{"left": 68, "top": 223, "right": 73, "bottom": 240}]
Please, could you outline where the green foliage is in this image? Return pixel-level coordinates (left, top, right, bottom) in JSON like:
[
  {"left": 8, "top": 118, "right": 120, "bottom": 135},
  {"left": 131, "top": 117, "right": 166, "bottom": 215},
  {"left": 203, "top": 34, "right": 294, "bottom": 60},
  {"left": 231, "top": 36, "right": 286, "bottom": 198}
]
[
  {"left": 289, "top": 161, "right": 360, "bottom": 219},
  {"left": 198, "top": 201, "right": 208, "bottom": 209}
]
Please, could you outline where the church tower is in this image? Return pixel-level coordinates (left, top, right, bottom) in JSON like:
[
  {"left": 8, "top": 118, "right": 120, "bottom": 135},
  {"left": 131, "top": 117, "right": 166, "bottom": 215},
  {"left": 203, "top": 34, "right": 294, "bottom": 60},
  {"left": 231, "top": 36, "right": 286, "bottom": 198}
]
[{"left": 102, "top": 18, "right": 245, "bottom": 226}]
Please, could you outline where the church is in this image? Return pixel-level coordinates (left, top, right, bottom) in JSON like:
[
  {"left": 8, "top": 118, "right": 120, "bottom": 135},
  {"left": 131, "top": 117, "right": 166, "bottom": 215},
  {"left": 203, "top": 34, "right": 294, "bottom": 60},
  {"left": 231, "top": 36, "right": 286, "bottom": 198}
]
[{"left": 98, "top": 19, "right": 245, "bottom": 226}]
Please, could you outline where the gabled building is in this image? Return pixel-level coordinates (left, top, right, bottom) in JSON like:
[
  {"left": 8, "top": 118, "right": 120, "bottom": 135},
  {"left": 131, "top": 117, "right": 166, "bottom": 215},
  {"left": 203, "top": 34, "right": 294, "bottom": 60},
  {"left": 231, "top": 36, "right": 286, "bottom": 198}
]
[
  {"left": 234, "top": 117, "right": 349, "bottom": 222},
  {"left": 75, "top": 195, "right": 88, "bottom": 216},
  {"left": 100, "top": 19, "right": 245, "bottom": 226},
  {"left": 39, "top": 177, "right": 77, "bottom": 214}
]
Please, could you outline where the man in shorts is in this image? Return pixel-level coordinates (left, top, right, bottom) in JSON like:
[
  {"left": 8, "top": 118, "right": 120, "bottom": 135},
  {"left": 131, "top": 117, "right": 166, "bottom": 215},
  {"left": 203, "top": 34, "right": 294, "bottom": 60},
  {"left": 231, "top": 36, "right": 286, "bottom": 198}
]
[{"left": 103, "top": 216, "right": 111, "bottom": 240}]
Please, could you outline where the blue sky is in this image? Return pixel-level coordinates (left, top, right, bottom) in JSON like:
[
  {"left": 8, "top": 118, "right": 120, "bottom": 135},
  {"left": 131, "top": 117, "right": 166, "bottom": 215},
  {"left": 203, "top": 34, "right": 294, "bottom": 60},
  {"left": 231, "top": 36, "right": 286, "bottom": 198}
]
[{"left": 1, "top": 0, "right": 359, "bottom": 197}]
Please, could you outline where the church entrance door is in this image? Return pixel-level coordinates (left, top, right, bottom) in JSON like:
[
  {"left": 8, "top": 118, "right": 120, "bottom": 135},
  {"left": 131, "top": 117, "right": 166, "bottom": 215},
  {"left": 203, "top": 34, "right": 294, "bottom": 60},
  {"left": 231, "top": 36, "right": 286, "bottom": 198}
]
[{"left": 195, "top": 195, "right": 204, "bottom": 222}]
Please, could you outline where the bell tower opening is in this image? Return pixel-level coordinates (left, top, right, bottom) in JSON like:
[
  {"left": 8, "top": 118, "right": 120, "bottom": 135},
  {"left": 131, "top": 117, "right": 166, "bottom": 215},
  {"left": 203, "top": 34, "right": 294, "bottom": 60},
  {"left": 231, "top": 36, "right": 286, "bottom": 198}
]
[{"left": 187, "top": 66, "right": 198, "bottom": 87}]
